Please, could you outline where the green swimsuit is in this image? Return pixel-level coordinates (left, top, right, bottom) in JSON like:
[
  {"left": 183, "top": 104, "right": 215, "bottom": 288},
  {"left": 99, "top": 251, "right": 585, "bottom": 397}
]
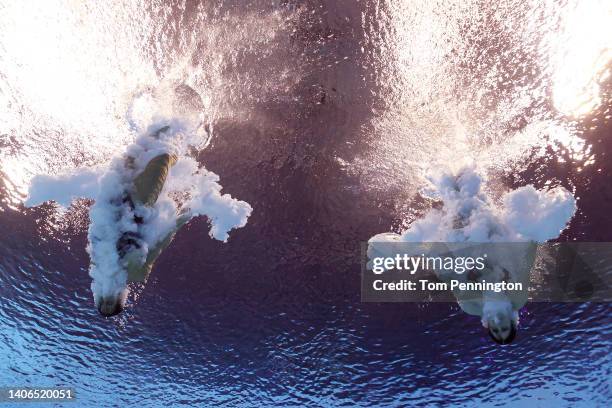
[{"left": 123, "top": 152, "right": 190, "bottom": 283}]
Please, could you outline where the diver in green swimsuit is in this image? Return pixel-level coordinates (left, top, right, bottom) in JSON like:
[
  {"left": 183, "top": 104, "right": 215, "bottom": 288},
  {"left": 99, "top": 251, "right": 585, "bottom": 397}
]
[
  {"left": 97, "top": 128, "right": 189, "bottom": 317},
  {"left": 26, "top": 119, "right": 251, "bottom": 317}
]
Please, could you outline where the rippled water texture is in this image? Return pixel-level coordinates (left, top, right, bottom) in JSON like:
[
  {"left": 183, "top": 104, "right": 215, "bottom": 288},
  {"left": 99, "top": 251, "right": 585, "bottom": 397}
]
[{"left": 0, "top": 1, "right": 611, "bottom": 406}]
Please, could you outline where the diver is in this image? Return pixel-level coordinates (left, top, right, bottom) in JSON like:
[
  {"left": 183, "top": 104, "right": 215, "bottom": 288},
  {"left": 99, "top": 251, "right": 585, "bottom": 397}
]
[
  {"left": 23, "top": 119, "right": 253, "bottom": 318},
  {"left": 367, "top": 165, "right": 574, "bottom": 345},
  {"left": 450, "top": 253, "right": 534, "bottom": 345},
  {"left": 368, "top": 236, "right": 533, "bottom": 345},
  {"left": 25, "top": 87, "right": 252, "bottom": 317},
  {"left": 25, "top": 120, "right": 251, "bottom": 318},
  {"left": 95, "top": 126, "right": 189, "bottom": 316}
]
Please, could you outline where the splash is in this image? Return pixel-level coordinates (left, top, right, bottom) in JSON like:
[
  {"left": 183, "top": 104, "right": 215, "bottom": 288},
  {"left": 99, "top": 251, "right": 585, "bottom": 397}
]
[
  {"left": 368, "top": 167, "right": 576, "bottom": 268},
  {"left": 374, "top": 166, "right": 576, "bottom": 243},
  {"left": 368, "top": 165, "right": 576, "bottom": 340},
  {"left": 25, "top": 91, "right": 252, "bottom": 306}
]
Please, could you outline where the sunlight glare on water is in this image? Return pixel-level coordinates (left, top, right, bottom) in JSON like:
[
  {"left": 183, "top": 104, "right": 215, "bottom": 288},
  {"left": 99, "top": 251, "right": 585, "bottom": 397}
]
[
  {"left": 0, "top": 1, "right": 157, "bottom": 201},
  {"left": 0, "top": 0, "right": 302, "bottom": 205},
  {"left": 353, "top": 0, "right": 611, "bottom": 204},
  {"left": 551, "top": 0, "right": 612, "bottom": 117}
]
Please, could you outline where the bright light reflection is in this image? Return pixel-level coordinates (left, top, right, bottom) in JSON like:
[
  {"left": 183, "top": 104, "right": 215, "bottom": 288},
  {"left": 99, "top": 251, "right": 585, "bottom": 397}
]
[{"left": 552, "top": 0, "right": 612, "bottom": 117}]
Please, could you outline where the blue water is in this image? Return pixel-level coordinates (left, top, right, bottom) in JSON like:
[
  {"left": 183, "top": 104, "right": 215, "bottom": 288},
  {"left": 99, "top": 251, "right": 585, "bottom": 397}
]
[
  {"left": 1, "top": 1, "right": 611, "bottom": 406},
  {"left": 1, "top": 161, "right": 611, "bottom": 406}
]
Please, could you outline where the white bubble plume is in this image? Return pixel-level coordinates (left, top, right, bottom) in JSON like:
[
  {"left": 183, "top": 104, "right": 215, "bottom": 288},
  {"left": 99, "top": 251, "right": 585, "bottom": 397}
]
[
  {"left": 368, "top": 165, "right": 577, "bottom": 336},
  {"left": 370, "top": 166, "right": 576, "bottom": 245},
  {"left": 25, "top": 108, "right": 252, "bottom": 306}
]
